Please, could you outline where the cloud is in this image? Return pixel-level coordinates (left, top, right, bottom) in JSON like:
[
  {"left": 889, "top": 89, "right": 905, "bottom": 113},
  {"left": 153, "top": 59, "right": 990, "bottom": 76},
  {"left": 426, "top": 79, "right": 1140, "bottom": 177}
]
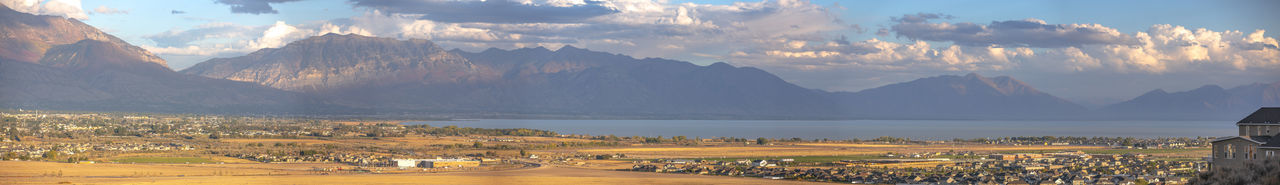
[
  {"left": 142, "top": 20, "right": 376, "bottom": 58},
  {"left": 91, "top": 5, "right": 125, "bottom": 14},
  {"left": 1, "top": 0, "right": 87, "bottom": 19},
  {"left": 145, "top": 22, "right": 256, "bottom": 47},
  {"left": 890, "top": 13, "right": 951, "bottom": 23},
  {"left": 144, "top": 0, "right": 850, "bottom": 71},
  {"left": 351, "top": 0, "right": 619, "bottom": 23},
  {"left": 728, "top": 18, "right": 1279, "bottom": 76},
  {"left": 246, "top": 21, "right": 312, "bottom": 48},
  {"left": 214, "top": 0, "right": 301, "bottom": 14},
  {"left": 38, "top": 0, "right": 85, "bottom": 19},
  {"left": 890, "top": 14, "right": 1137, "bottom": 48},
  {"left": 0, "top": 0, "right": 41, "bottom": 13}
]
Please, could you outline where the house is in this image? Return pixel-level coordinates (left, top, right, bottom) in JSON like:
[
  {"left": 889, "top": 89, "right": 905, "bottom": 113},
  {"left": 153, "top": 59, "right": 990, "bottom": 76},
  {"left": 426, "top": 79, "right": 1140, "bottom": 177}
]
[
  {"left": 667, "top": 159, "right": 696, "bottom": 164},
  {"left": 751, "top": 160, "right": 769, "bottom": 167},
  {"left": 1210, "top": 107, "right": 1280, "bottom": 169}
]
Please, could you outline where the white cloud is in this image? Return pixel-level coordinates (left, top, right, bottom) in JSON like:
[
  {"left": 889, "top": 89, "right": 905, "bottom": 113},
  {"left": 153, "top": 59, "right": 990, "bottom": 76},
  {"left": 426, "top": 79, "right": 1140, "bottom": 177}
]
[
  {"left": 39, "top": 0, "right": 85, "bottom": 19},
  {"left": 144, "top": 0, "right": 848, "bottom": 63},
  {"left": 318, "top": 23, "right": 373, "bottom": 37},
  {"left": 1, "top": 0, "right": 87, "bottom": 19},
  {"left": 732, "top": 16, "right": 1279, "bottom": 76},
  {"left": 246, "top": 21, "right": 309, "bottom": 49},
  {"left": 0, "top": 0, "right": 41, "bottom": 13},
  {"left": 91, "top": 5, "right": 125, "bottom": 14}
]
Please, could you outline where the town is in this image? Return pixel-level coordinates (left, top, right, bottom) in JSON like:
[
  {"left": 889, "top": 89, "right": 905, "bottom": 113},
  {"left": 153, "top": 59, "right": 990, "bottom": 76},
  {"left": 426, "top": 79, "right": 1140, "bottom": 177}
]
[{"left": 1, "top": 110, "right": 1239, "bottom": 184}]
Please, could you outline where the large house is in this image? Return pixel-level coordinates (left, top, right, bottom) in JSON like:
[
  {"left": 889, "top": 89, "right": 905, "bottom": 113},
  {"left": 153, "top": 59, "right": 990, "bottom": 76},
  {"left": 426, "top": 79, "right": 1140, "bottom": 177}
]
[{"left": 1210, "top": 107, "right": 1280, "bottom": 169}]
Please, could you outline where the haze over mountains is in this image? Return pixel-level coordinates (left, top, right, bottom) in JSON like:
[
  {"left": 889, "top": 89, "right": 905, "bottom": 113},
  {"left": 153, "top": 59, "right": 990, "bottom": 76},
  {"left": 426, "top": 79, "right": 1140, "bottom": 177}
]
[
  {"left": 837, "top": 73, "right": 1087, "bottom": 120},
  {"left": 1, "top": 5, "right": 1275, "bottom": 120},
  {"left": 1099, "top": 82, "right": 1280, "bottom": 120}
]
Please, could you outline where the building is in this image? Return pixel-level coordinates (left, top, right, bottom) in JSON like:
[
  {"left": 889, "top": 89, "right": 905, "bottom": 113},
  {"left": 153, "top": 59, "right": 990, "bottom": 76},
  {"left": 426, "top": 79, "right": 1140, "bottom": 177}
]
[
  {"left": 751, "top": 160, "right": 770, "bottom": 167},
  {"left": 988, "top": 154, "right": 1016, "bottom": 161},
  {"left": 1210, "top": 107, "right": 1280, "bottom": 169},
  {"left": 393, "top": 159, "right": 419, "bottom": 169},
  {"left": 417, "top": 159, "right": 481, "bottom": 168},
  {"left": 392, "top": 158, "right": 481, "bottom": 169}
]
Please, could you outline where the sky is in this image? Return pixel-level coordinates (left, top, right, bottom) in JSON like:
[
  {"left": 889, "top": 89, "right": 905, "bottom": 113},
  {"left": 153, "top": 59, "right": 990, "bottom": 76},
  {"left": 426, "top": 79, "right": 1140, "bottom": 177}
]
[{"left": 3, "top": 0, "right": 1278, "bottom": 106}]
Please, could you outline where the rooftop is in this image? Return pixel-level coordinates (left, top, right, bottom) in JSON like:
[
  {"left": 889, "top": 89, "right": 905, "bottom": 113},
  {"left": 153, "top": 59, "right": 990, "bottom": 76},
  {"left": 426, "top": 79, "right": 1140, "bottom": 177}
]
[
  {"left": 1265, "top": 133, "right": 1280, "bottom": 148},
  {"left": 1237, "top": 107, "right": 1280, "bottom": 124}
]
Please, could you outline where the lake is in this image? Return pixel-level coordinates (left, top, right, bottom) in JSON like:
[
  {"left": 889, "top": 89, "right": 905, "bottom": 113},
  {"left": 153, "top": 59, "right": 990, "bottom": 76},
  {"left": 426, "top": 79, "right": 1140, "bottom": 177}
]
[{"left": 404, "top": 119, "right": 1236, "bottom": 140}]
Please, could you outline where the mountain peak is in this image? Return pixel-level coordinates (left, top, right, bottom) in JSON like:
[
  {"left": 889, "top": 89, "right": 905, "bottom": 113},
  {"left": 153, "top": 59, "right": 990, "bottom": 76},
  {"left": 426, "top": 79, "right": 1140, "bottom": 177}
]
[
  {"left": 0, "top": 3, "right": 132, "bottom": 63},
  {"left": 1192, "top": 84, "right": 1225, "bottom": 91},
  {"left": 184, "top": 33, "right": 470, "bottom": 91},
  {"left": 39, "top": 39, "right": 168, "bottom": 70},
  {"left": 963, "top": 72, "right": 984, "bottom": 79},
  {"left": 708, "top": 62, "right": 734, "bottom": 69},
  {"left": 557, "top": 45, "right": 583, "bottom": 51}
]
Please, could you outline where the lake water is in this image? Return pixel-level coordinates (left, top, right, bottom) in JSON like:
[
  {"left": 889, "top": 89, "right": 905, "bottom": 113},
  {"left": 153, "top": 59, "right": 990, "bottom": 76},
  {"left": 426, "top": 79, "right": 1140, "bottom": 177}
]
[{"left": 404, "top": 119, "right": 1236, "bottom": 140}]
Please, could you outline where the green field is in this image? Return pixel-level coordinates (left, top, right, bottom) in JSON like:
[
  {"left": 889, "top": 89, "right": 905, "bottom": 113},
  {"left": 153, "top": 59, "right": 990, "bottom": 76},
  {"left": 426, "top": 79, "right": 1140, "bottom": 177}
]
[{"left": 111, "top": 157, "right": 221, "bottom": 164}]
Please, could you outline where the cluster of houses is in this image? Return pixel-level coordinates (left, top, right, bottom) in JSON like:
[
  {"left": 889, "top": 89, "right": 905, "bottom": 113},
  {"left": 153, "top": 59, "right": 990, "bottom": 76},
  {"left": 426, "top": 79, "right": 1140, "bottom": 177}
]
[
  {"left": 1209, "top": 107, "right": 1280, "bottom": 169},
  {"left": 1, "top": 142, "right": 193, "bottom": 160},
  {"left": 223, "top": 151, "right": 484, "bottom": 169},
  {"left": 224, "top": 152, "right": 391, "bottom": 166},
  {"left": 983, "top": 136, "right": 1207, "bottom": 149},
  {"left": 632, "top": 150, "right": 1201, "bottom": 184}
]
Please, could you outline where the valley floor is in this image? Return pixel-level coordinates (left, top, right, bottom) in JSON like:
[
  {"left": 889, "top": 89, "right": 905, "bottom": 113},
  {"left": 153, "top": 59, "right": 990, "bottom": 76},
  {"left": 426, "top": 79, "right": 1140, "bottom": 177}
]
[{"left": 0, "top": 161, "right": 819, "bottom": 185}]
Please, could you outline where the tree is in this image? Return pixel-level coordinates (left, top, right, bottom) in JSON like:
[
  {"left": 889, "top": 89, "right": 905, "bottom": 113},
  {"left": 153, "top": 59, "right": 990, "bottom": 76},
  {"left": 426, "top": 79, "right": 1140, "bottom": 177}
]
[
  {"left": 1192, "top": 159, "right": 1280, "bottom": 185},
  {"left": 756, "top": 138, "right": 769, "bottom": 145},
  {"left": 473, "top": 142, "right": 484, "bottom": 148},
  {"left": 519, "top": 150, "right": 528, "bottom": 157},
  {"left": 42, "top": 151, "right": 59, "bottom": 160}
]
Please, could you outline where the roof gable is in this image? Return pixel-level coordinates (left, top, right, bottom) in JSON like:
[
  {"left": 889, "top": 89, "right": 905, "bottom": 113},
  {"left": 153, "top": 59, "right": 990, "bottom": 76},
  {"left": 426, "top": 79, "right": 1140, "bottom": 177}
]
[
  {"left": 1238, "top": 107, "right": 1280, "bottom": 124},
  {"left": 1211, "top": 136, "right": 1263, "bottom": 144}
]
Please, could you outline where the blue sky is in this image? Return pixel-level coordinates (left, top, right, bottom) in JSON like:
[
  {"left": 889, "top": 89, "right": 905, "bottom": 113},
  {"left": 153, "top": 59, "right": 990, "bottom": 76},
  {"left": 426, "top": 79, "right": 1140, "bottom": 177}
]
[{"left": 4, "top": 0, "right": 1278, "bottom": 106}]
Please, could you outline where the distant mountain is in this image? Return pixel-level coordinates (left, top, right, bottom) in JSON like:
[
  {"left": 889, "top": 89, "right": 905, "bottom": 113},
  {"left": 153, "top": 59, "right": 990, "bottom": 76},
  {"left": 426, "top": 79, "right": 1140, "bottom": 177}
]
[
  {"left": 0, "top": 5, "right": 330, "bottom": 113},
  {"left": 9, "top": 2, "right": 1262, "bottom": 120},
  {"left": 181, "top": 34, "right": 483, "bottom": 92},
  {"left": 1097, "top": 82, "right": 1280, "bottom": 120},
  {"left": 185, "top": 34, "right": 841, "bottom": 118},
  {"left": 837, "top": 73, "right": 1087, "bottom": 120},
  {"left": 0, "top": 5, "right": 165, "bottom": 67}
]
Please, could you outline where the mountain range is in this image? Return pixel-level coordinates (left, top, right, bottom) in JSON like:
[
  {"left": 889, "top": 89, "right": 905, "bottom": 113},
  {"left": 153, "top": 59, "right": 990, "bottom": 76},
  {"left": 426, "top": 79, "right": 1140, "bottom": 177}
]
[
  {"left": 1098, "top": 82, "right": 1280, "bottom": 120},
  {"left": 0, "top": 5, "right": 332, "bottom": 114},
  {"left": 1, "top": 4, "right": 1276, "bottom": 120},
  {"left": 183, "top": 34, "right": 840, "bottom": 119}
]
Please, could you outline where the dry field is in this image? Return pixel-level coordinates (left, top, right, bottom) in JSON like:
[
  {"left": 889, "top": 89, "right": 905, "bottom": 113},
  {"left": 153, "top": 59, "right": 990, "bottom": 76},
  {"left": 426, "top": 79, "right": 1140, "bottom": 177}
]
[
  {"left": 0, "top": 161, "right": 821, "bottom": 185},
  {"left": 98, "top": 152, "right": 258, "bottom": 164},
  {"left": 0, "top": 161, "right": 300, "bottom": 178},
  {"left": 793, "top": 143, "right": 908, "bottom": 148},
  {"left": 219, "top": 138, "right": 339, "bottom": 145}
]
